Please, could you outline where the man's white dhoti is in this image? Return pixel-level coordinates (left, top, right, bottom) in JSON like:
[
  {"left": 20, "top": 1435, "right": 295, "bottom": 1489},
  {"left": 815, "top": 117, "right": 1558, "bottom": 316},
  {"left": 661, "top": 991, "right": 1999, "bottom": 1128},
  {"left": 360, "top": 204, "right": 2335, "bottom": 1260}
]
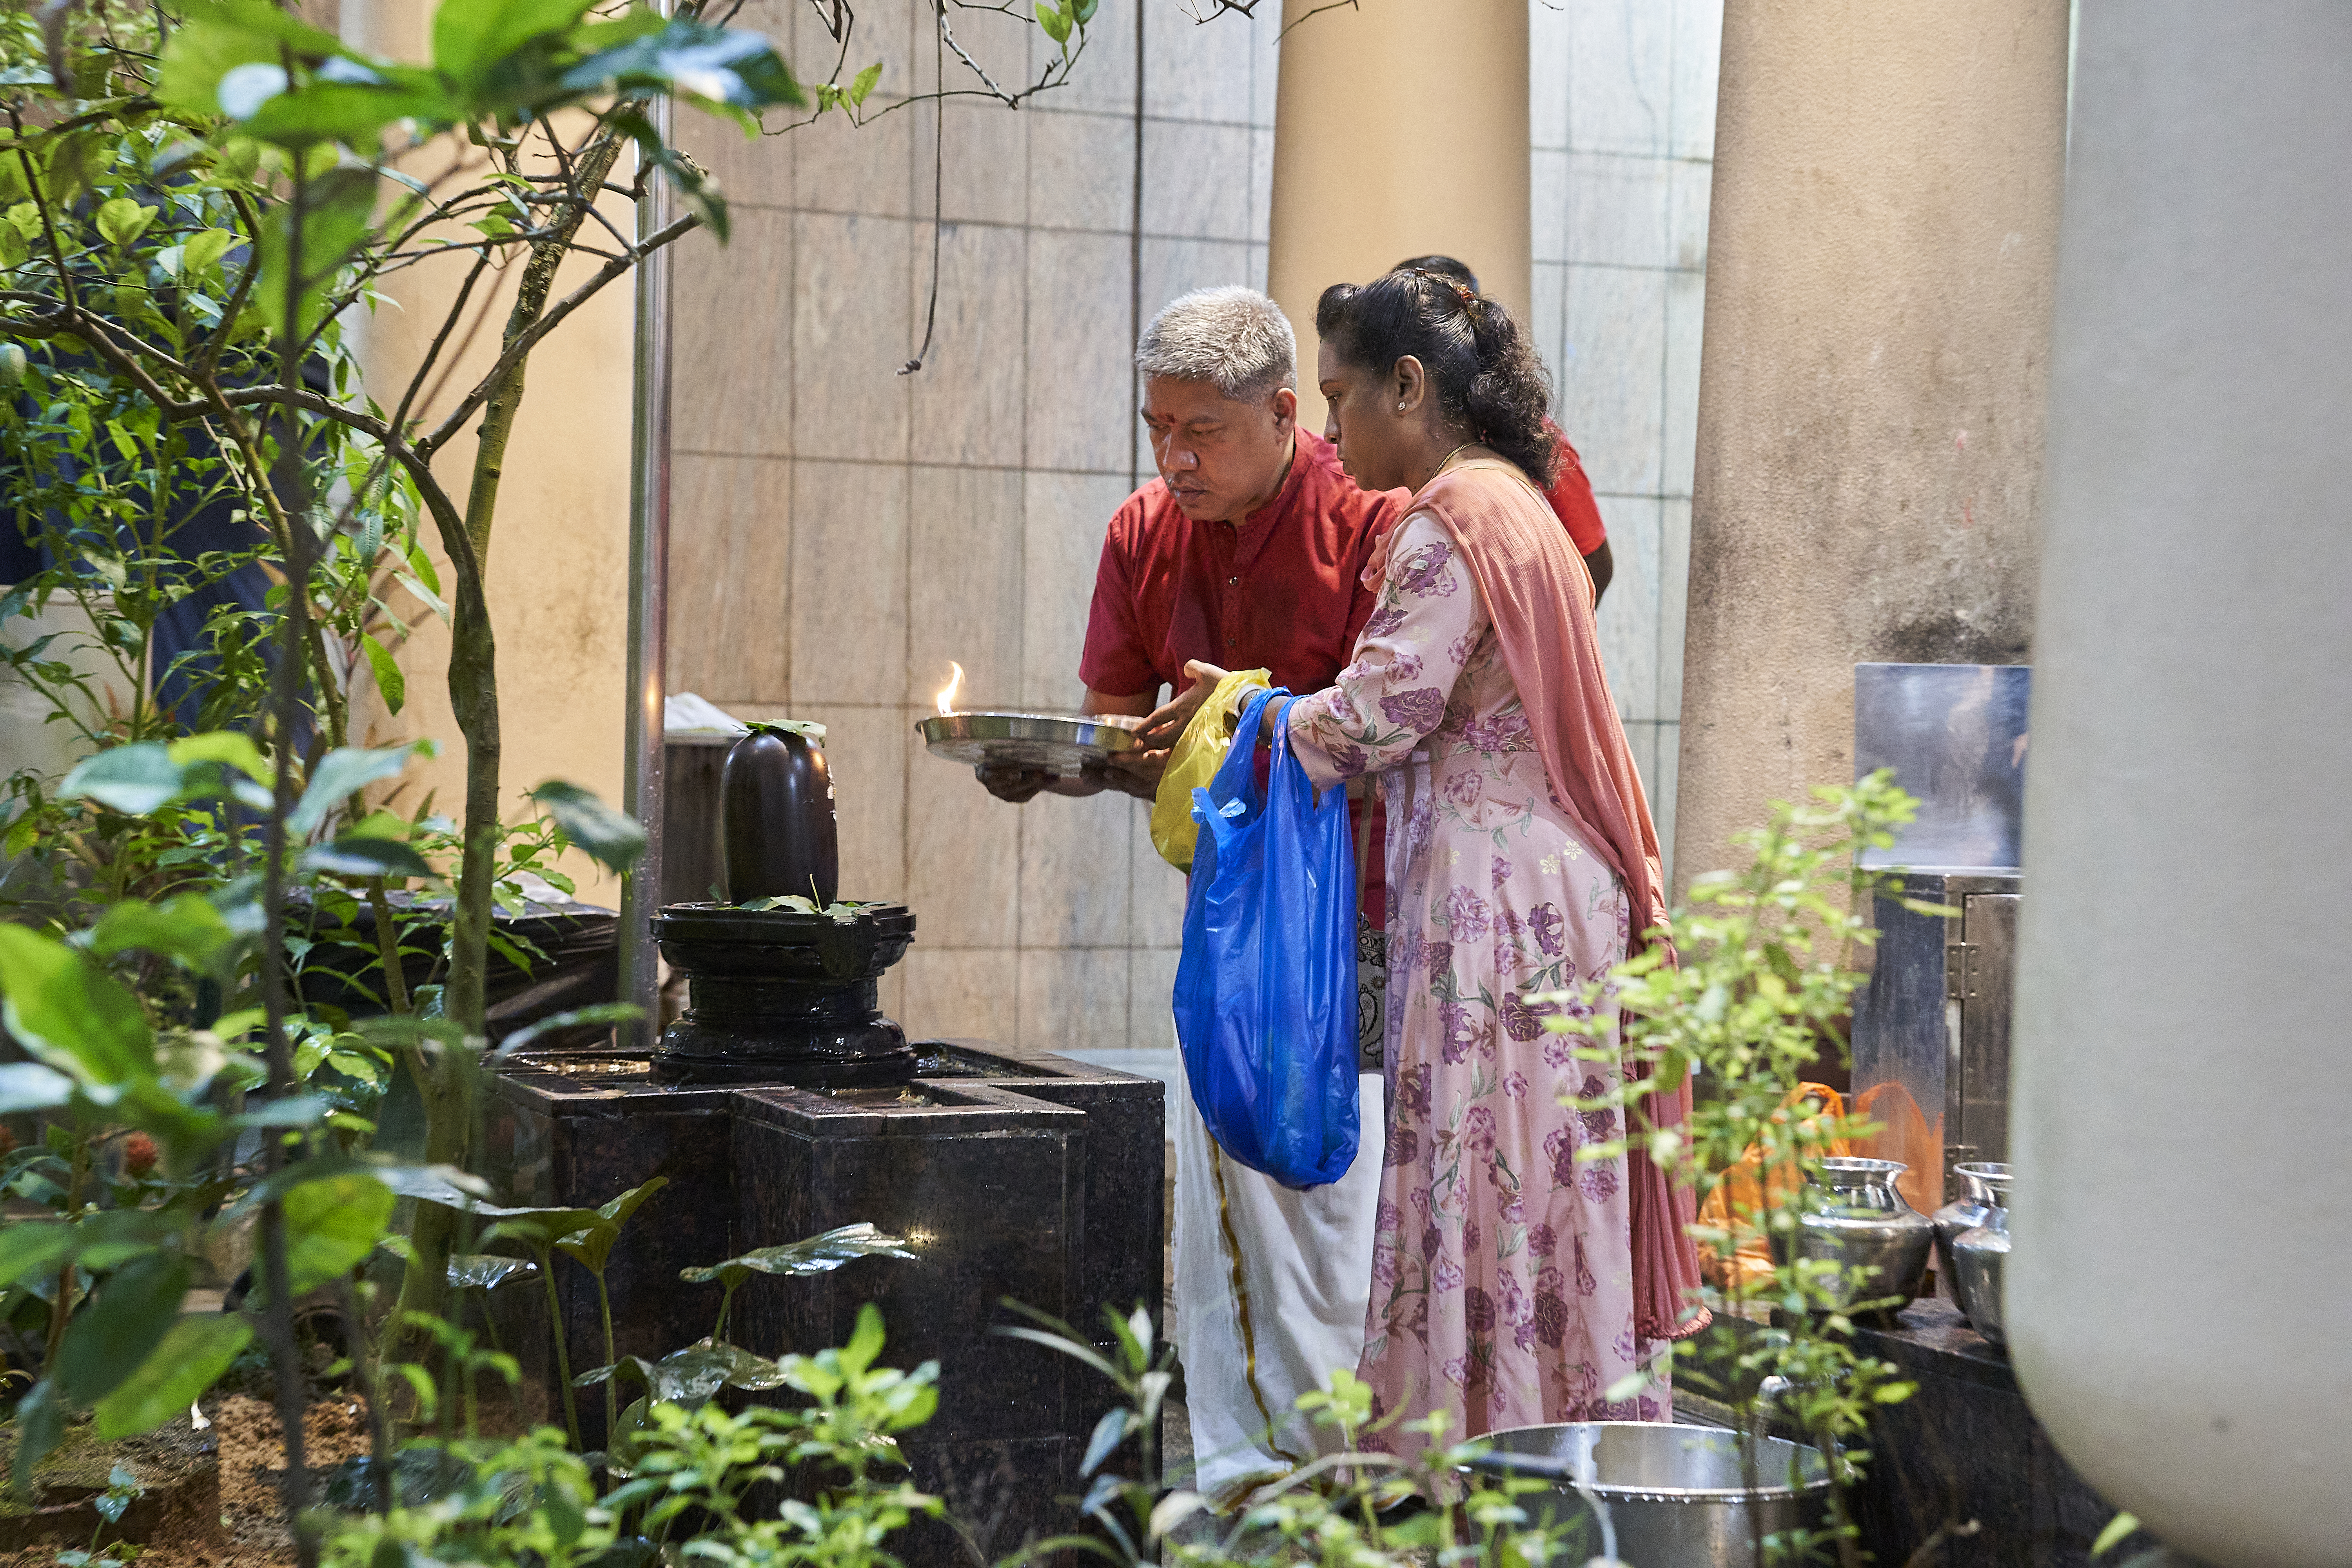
[{"left": 1171, "top": 1069, "right": 1386, "bottom": 1500}]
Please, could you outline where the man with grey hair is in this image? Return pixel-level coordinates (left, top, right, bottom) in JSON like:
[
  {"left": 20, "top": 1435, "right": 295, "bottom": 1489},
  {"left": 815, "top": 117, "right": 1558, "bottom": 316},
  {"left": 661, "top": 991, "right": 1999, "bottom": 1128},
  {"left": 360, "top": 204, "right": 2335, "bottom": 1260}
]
[{"left": 976, "top": 285, "right": 1404, "bottom": 1501}]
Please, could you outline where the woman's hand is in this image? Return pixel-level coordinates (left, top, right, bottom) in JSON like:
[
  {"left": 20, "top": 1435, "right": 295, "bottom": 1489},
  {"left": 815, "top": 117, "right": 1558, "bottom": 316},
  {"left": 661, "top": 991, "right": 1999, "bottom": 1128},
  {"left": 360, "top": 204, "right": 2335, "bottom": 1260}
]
[
  {"left": 1135, "top": 661, "right": 1229, "bottom": 750},
  {"left": 1103, "top": 662, "right": 1234, "bottom": 800}
]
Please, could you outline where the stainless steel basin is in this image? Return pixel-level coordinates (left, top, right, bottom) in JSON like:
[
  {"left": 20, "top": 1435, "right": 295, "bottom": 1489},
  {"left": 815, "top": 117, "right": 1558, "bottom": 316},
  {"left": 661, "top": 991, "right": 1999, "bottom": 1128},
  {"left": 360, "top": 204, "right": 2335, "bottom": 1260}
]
[{"left": 1461, "top": 1421, "right": 1831, "bottom": 1566}]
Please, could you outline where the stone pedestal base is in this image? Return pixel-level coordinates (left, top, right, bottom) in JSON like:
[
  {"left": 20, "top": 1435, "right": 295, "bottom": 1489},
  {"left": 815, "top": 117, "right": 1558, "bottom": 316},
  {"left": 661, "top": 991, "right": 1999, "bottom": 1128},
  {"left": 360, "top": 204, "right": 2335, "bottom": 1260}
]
[
  {"left": 1846, "top": 1299, "right": 2158, "bottom": 1567},
  {"left": 481, "top": 1041, "right": 1165, "bottom": 1566}
]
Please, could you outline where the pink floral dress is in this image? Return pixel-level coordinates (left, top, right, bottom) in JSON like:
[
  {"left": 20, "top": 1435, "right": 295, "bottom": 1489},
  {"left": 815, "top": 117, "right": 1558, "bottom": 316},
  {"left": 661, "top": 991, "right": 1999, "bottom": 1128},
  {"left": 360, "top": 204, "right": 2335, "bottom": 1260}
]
[{"left": 1286, "top": 510, "right": 1658, "bottom": 1450}]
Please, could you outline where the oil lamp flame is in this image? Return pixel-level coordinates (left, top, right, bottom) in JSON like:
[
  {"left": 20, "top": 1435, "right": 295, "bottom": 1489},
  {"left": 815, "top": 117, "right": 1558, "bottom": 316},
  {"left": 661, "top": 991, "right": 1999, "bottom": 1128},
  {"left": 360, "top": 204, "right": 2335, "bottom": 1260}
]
[{"left": 935, "top": 661, "right": 964, "bottom": 717}]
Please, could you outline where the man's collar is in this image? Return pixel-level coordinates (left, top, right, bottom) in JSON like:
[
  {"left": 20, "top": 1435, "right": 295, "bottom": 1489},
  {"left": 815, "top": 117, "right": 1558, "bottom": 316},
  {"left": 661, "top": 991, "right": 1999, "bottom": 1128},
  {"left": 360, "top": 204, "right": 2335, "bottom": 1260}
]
[{"left": 1228, "top": 433, "right": 1300, "bottom": 532}]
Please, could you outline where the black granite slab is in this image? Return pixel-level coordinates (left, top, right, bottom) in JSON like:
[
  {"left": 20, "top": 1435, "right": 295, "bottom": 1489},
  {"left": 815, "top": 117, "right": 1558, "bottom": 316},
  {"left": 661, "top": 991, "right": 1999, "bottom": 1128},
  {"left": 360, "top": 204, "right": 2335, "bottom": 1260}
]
[
  {"left": 479, "top": 1041, "right": 1163, "bottom": 1564},
  {"left": 1847, "top": 1299, "right": 2160, "bottom": 1567},
  {"left": 479, "top": 1065, "right": 738, "bottom": 1429},
  {"left": 923, "top": 1039, "right": 1168, "bottom": 1352},
  {"left": 726, "top": 1080, "right": 1087, "bottom": 1442}
]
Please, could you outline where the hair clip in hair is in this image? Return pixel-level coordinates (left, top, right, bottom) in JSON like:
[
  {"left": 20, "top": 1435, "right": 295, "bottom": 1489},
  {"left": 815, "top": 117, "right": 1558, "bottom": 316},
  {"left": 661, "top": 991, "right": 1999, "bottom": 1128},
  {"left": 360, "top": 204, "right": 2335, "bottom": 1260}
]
[{"left": 1408, "top": 267, "right": 1477, "bottom": 309}]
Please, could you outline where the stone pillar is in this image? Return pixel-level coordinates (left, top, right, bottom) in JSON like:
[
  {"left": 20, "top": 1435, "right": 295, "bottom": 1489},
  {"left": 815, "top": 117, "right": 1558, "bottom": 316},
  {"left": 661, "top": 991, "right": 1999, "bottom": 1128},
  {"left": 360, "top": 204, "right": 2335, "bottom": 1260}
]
[
  {"left": 1267, "top": 0, "right": 1530, "bottom": 430},
  {"left": 2010, "top": 5, "right": 2352, "bottom": 1563},
  {"left": 341, "top": 0, "right": 637, "bottom": 904},
  {"left": 1672, "top": 0, "right": 2067, "bottom": 886}
]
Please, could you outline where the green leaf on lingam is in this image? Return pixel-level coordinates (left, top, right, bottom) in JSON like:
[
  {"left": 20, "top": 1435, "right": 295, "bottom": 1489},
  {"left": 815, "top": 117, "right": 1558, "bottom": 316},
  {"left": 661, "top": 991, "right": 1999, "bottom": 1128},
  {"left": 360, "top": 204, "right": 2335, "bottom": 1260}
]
[{"left": 733, "top": 895, "right": 866, "bottom": 924}]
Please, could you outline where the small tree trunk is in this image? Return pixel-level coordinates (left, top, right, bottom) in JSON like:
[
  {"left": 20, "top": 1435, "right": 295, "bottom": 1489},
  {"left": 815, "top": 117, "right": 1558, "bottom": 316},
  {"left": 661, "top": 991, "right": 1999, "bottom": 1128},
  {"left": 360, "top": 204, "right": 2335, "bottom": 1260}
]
[
  {"left": 437, "top": 120, "right": 630, "bottom": 1036},
  {"left": 390, "top": 553, "right": 494, "bottom": 1343},
  {"left": 390, "top": 1049, "right": 473, "bottom": 1339},
  {"left": 399, "top": 121, "right": 633, "bottom": 1357},
  {"left": 439, "top": 563, "right": 501, "bottom": 1033}
]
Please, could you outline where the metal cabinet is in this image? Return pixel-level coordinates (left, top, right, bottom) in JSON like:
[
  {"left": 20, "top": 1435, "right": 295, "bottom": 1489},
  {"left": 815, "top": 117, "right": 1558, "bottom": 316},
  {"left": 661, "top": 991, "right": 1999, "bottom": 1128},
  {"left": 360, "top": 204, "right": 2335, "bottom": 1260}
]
[
  {"left": 660, "top": 734, "right": 730, "bottom": 907},
  {"left": 1851, "top": 871, "right": 2022, "bottom": 1213}
]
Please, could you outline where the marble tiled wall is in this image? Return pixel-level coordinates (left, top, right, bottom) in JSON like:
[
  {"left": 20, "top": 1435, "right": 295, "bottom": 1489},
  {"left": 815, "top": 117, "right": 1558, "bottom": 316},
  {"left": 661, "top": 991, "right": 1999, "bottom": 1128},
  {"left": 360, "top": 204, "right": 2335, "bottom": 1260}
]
[
  {"left": 1528, "top": 0, "right": 1721, "bottom": 891},
  {"left": 663, "top": 0, "right": 1281, "bottom": 1052}
]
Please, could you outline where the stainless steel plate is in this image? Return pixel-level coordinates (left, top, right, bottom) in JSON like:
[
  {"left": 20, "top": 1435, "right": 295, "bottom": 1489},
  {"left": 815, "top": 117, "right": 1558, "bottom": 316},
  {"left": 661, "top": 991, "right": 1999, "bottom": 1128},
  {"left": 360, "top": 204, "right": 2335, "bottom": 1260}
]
[{"left": 918, "top": 710, "right": 1143, "bottom": 773}]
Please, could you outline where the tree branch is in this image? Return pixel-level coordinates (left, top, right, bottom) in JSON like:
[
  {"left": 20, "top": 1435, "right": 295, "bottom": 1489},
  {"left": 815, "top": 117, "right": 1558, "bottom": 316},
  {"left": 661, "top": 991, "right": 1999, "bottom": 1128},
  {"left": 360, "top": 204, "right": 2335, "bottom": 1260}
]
[
  {"left": 212, "top": 384, "right": 468, "bottom": 586},
  {"left": 418, "top": 211, "right": 700, "bottom": 458},
  {"left": 7, "top": 304, "right": 206, "bottom": 418},
  {"left": 194, "top": 189, "right": 266, "bottom": 380},
  {"left": 390, "top": 247, "right": 494, "bottom": 440}
]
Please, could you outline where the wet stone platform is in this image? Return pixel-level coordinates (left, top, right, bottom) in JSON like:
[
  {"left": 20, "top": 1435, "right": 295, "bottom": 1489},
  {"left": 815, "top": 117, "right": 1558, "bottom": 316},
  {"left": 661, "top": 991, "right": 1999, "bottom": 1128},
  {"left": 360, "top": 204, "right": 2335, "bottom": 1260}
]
[{"left": 482, "top": 1040, "right": 1165, "bottom": 1565}]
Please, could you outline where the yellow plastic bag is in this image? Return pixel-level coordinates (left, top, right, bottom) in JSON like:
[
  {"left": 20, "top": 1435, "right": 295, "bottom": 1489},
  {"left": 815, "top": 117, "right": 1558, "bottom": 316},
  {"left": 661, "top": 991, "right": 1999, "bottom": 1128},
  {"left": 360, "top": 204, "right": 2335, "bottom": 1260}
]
[{"left": 1150, "top": 667, "right": 1270, "bottom": 872}]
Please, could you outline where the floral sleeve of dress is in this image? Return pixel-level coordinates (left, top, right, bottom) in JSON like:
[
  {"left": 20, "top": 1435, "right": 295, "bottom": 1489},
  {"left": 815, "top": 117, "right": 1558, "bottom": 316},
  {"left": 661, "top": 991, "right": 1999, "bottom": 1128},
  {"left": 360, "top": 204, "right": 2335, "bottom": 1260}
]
[{"left": 1287, "top": 509, "right": 1485, "bottom": 790}]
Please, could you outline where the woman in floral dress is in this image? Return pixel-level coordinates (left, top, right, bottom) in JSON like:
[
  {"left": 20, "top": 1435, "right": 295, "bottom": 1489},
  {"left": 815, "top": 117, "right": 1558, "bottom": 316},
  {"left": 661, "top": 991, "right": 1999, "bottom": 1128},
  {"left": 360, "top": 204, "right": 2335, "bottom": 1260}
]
[{"left": 1176, "top": 270, "right": 1702, "bottom": 1452}]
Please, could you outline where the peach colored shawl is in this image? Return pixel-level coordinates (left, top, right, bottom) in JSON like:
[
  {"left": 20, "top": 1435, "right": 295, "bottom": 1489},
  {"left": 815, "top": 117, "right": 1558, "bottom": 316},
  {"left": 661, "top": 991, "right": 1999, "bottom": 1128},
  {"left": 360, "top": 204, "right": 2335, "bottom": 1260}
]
[{"left": 1374, "top": 459, "right": 1707, "bottom": 1342}]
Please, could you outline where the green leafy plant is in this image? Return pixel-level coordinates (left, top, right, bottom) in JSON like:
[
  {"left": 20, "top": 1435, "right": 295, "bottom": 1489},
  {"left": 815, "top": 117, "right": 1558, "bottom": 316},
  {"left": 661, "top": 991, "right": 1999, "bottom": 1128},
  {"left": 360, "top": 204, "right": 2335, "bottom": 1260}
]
[
  {"left": 316, "top": 1422, "right": 622, "bottom": 1568},
  {"left": 999, "top": 1303, "right": 1574, "bottom": 1568},
  {"left": 550, "top": 1174, "right": 667, "bottom": 1451},
  {"left": 0, "top": 868, "right": 416, "bottom": 1505},
  {"left": 604, "top": 1305, "right": 938, "bottom": 1549},
  {"left": 55, "top": 1459, "right": 146, "bottom": 1567},
  {"left": 388, "top": 1307, "right": 519, "bottom": 1445},
  {"left": 2, "top": 0, "right": 735, "bottom": 1380},
  {"left": 320, "top": 1303, "right": 942, "bottom": 1568}
]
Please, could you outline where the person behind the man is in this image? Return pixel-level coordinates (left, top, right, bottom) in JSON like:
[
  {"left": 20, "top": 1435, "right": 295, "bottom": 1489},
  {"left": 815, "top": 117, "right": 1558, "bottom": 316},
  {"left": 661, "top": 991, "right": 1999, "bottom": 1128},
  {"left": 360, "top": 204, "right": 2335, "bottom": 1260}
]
[
  {"left": 974, "top": 285, "right": 1404, "bottom": 1501},
  {"left": 1391, "top": 254, "right": 1614, "bottom": 605}
]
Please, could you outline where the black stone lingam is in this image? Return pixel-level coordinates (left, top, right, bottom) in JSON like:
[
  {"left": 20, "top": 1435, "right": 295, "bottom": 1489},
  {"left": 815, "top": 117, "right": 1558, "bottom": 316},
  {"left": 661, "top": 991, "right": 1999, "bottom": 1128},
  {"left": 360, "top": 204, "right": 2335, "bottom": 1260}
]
[
  {"left": 722, "top": 724, "right": 840, "bottom": 905},
  {"left": 652, "top": 725, "right": 916, "bottom": 1087}
]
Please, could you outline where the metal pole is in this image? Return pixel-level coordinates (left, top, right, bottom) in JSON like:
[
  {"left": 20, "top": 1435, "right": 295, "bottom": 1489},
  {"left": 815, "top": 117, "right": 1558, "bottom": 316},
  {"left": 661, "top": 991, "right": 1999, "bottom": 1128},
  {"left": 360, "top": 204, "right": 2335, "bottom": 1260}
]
[{"left": 617, "top": 84, "right": 674, "bottom": 1053}]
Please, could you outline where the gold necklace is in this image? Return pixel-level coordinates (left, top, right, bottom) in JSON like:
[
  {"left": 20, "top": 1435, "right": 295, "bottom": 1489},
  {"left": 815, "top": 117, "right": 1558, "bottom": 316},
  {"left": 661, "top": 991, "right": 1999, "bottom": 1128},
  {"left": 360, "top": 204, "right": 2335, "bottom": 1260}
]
[{"left": 1421, "top": 442, "right": 1476, "bottom": 489}]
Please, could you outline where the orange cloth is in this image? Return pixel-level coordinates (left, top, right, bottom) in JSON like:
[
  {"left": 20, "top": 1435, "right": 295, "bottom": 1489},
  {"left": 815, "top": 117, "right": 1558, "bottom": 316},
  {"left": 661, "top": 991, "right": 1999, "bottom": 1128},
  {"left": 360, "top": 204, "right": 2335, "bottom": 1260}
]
[
  {"left": 1696, "top": 1083, "right": 1853, "bottom": 1292},
  {"left": 1851, "top": 1082, "right": 1940, "bottom": 1217},
  {"left": 1374, "top": 459, "right": 1702, "bottom": 1341}
]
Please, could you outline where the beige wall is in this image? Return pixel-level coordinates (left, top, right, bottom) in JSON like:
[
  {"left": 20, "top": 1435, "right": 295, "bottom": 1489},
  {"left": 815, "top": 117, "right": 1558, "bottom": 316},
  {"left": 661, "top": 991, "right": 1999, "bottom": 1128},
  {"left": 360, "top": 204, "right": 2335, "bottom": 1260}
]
[
  {"left": 0, "top": 600, "right": 121, "bottom": 788},
  {"left": 343, "top": 0, "right": 637, "bottom": 907},
  {"left": 662, "top": 0, "right": 1283, "bottom": 1050},
  {"left": 1673, "top": 0, "right": 2066, "bottom": 889},
  {"left": 1267, "top": 0, "right": 1531, "bottom": 434}
]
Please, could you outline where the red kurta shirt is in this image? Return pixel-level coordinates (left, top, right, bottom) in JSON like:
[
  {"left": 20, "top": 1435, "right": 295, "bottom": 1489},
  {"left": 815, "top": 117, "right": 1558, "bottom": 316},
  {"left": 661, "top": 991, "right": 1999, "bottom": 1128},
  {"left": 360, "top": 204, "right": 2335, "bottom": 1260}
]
[
  {"left": 1080, "top": 430, "right": 1403, "bottom": 697},
  {"left": 1540, "top": 421, "right": 1609, "bottom": 557},
  {"left": 1080, "top": 428, "right": 1405, "bottom": 922}
]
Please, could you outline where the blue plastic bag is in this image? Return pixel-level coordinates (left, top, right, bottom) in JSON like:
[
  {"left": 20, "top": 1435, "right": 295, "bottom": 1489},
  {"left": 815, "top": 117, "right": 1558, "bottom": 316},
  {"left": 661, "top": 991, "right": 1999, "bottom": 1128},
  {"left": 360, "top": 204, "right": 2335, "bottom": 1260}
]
[{"left": 1172, "top": 688, "right": 1360, "bottom": 1189}]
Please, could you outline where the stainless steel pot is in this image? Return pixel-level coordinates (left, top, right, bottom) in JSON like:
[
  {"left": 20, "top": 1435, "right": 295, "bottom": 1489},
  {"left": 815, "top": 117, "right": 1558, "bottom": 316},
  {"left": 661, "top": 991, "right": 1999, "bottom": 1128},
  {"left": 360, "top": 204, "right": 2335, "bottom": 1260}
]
[
  {"left": 1931, "top": 1161, "right": 2011, "bottom": 1290},
  {"left": 1462, "top": 1421, "right": 1830, "bottom": 1566},
  {"left": 1768, "top": 1156, "right": 1936, "bottom": 1311},
  {"left": 1951, "top": 1166, "right": 2013, "bottom": 1344}
]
